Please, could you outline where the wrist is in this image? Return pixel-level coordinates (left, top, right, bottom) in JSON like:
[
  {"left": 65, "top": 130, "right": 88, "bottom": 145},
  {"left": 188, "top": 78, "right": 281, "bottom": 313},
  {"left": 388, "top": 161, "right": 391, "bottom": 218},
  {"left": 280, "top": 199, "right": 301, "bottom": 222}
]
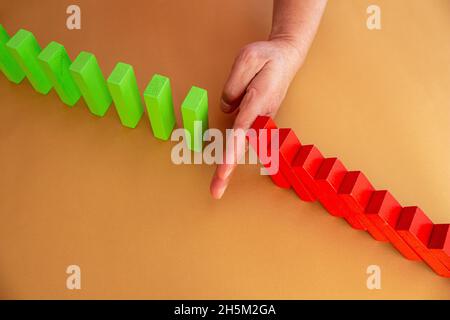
[{"left": 267, "top": 34, "right": 306, "bottom": 70}]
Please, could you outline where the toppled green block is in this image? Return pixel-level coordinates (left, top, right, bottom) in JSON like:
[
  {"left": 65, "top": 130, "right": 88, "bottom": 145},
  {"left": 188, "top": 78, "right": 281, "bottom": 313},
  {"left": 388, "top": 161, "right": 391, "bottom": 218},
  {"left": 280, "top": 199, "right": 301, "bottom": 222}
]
[
  {"left": 107, "top": 63, "right": 144, "bottom": 128},
  {"left": 0, "top": 25, "right": 25, "bottom": 83},
  {"left": 6, "top": 29, "right": 52, "bottom": 94},
  {"left": 143, "top": 74, "right": 176, "bottom": 140},
  {"left": 38, "top": 42, "right": 81, "bottom": 106},
  {"left": 181, "top": 86, "right": 209, "bottom": 152},
  {"left": 69, "top": 51, "right": 112, "bottom": 117}
]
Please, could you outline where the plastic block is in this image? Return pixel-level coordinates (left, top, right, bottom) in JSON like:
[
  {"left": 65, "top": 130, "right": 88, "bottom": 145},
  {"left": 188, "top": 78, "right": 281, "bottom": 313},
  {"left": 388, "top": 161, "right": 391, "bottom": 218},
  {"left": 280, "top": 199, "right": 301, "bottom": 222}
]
[
  {"left": 181, "top": 86, "right": 209, "bottom": 152},
  {"left": 278, "top": 129, "right": 316, "bottom": 201},
  {"left": 69, "top": 52, "right": 112, "bottom": 117},
  {"left": 38, "top": 42, "right": 81, "bottom": 106},
  {"left": 6, "top": 29, "right": 52, "bottom": 94},
  {"left": 107, "top": 62, "right": 144, "bottom": 128},
  {"left": 292, "top": 145, "right": 324, "bottom": 200},
  {"left": 143, "top": 74, "right": 176, "bottom": 140},
  {"left": 365, "top": 191, "right": 420, "bottom": 260},
  {"left": 338, "top": 172, "right": 390, "bottom": 240},
  {"left": 315, "top": 158, "right": 369, "bottom": 230},
  {"left": 0, "top": 25, "right": 25, "bottom": 83},
  {"left": 248, "top": 116, "right": 290, "bottom": 188},
  {"left": 337, "top": 171, "right": 376, "bottom": 232},
  {"left": 396, "top": 207, "right": 450, "bottom": 277},
  {"left": 315, "top": 158, "right": 351, "bottom": 218},
  {"left": 428, "top": 224, "right": 450, "bottom": 270}
]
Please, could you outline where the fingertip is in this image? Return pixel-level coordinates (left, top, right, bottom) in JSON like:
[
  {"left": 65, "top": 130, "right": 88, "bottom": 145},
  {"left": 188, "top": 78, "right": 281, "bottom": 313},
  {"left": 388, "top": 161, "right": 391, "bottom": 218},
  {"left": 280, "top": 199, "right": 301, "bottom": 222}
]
[
  {"left": 216, "top": 163, "right": 234, "bottom": 181},
  {"left": 210, "top": 177, "right": 227, "bottom": 200},
  {"left": 220, "top": 97, "right": 236, "bottom": 114}
]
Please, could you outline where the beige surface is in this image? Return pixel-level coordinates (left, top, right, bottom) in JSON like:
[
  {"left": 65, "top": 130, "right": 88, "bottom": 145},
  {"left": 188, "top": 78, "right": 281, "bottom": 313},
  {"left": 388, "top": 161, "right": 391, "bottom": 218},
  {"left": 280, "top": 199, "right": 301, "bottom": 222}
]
[{"left": 0, "top": 0, "right": 449, "bottom": 299}]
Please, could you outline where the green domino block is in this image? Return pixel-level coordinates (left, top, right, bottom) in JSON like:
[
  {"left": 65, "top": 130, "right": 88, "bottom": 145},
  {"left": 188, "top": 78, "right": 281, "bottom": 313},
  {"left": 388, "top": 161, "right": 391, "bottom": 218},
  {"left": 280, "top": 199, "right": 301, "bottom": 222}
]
[
  {"left": 6, "top": 29, "right": 52, "bottom": 94},
  {"left": 0, "top": 25, "right": 25, "bottom": 83},
  {"left": 181, "top": 86, "right": 209, "bottom": 152},
  {"left": 107, "top": 63, "right": 144, "bottom": 128},
  {"left": 69, "top": 51, "right": 112, "bottom": 117},
  {"left": 38, "top": 42, "right": 81, "bottom": 106},
  {"left": 143, "top": 74, "right": 176, "bottom": 140}
]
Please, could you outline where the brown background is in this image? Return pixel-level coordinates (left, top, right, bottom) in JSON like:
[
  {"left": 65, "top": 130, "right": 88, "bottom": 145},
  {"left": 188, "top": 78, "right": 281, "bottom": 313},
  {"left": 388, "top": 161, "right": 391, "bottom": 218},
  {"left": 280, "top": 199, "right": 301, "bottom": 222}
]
[{"left": 0, "top": 0, "right": 449, "bottom": 299}]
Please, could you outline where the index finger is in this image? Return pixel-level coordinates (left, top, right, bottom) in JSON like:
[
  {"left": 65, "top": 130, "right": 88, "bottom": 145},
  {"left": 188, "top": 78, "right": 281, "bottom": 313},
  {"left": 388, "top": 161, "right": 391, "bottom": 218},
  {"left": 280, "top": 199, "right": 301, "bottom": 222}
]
[{"left": 210, "top": 88, "right": 263, "bottom": 199}]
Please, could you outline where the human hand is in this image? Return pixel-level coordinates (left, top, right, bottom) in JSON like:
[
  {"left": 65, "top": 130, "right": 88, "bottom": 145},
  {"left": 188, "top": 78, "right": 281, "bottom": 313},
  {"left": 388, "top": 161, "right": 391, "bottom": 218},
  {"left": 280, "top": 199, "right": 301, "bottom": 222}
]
[{"left": 210, "top": 38, "right": 304, "bottom": 199}]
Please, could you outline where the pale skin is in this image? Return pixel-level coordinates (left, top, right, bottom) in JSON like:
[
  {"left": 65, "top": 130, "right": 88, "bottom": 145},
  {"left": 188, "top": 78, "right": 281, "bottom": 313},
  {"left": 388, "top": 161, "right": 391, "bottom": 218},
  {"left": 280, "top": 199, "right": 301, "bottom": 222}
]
[{"left": 210, "top": 0, "right": 328, "bottom": 199}]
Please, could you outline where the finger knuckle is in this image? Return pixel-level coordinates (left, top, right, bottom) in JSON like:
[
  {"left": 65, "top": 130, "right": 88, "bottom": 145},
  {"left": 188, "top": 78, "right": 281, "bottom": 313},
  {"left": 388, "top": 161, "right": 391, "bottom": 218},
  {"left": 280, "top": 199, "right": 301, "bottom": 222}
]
[
  {"left": 238, "top": 45, "right": 259, "bottom": 63},
  {"left": 245, "top": 86, "right": 259, "bottom": 98}
]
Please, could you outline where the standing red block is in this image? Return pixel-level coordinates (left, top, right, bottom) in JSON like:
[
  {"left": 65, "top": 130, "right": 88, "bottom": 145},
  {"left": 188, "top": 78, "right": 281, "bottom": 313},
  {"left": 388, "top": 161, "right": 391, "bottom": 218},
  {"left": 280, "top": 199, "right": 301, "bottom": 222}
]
[
  {"left": 292, "top": 145, "right": 324, "bottom": 197},
  {"left": 365, "top": 191, "right": 420, "bottom": 260},
  {"left": 278, "top": 128, "right": 316, "bottom": 201},
  {"left": 338, "top": 172, "right": 388, "bottom": 240},
  {"left": 249, "top": 116, "right": 290, "bottom": 189},
  {"left": 314, "top": 158, "right": 363, "bottom": 228},
  {"left": 396, "top": 207, "right": 450, "bottom": 277},
  {"left": 314, "top": 158, "right": 347, "bottom": 217},
  {"left": 428, "top": 224, "right": 450, "bottom": 270}
]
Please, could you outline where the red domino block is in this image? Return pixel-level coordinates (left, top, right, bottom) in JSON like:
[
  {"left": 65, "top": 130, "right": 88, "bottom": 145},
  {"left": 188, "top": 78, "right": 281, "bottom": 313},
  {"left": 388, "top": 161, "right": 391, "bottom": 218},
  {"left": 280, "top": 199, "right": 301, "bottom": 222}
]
[
  {"left": 249, "top": 116, "right": 290, "bottom": 188},
  {"left": 396, "top": 207, "right": 450, "bottom": 277},
  {"left": 278, "top": 129, "right": 316, "bottom": 201},
  {"left": 428, "top": 224, "right": 450, "bottom": 270},
  {"left": 314, "top": 158, "right": 348, "bottom": 217},
  {"left": 292, "top": 145, "right": 324, "bottom": 197},
  {"left": 365, "top": 191, "right": 421, "bottom": 260},
  {"left": 314, "top": 158, "right": 365, "bottom": 228},
  {"left": 338, "top": 172, "right": 389, "bottom": 240}
]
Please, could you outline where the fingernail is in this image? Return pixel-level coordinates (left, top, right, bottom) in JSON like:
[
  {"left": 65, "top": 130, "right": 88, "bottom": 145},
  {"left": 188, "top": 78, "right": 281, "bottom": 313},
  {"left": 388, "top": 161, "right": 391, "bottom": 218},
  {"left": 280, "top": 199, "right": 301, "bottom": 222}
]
[
  {"left": 217, "top": 184, "right": 227, "bottom": 199},
  {"left": 221, "top": 98, "right": 232, "bottom": 113},
  {"left": 223, "top": 167, "right": 233, "bottom": 179}
]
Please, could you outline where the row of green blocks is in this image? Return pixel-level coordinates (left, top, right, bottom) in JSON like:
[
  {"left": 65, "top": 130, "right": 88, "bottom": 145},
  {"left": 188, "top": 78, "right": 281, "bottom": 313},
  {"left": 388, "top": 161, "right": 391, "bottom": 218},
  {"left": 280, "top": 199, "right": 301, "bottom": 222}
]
[{"left": 0, "top": 25, "right": 208, "bottom": 151}]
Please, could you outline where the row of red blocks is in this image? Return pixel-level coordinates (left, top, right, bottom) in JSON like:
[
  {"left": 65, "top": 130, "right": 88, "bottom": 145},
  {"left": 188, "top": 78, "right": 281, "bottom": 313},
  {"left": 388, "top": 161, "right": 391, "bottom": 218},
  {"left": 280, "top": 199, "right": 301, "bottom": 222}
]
[{"left": 249, "top": 116, "right": 450, "bottom": 278}]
